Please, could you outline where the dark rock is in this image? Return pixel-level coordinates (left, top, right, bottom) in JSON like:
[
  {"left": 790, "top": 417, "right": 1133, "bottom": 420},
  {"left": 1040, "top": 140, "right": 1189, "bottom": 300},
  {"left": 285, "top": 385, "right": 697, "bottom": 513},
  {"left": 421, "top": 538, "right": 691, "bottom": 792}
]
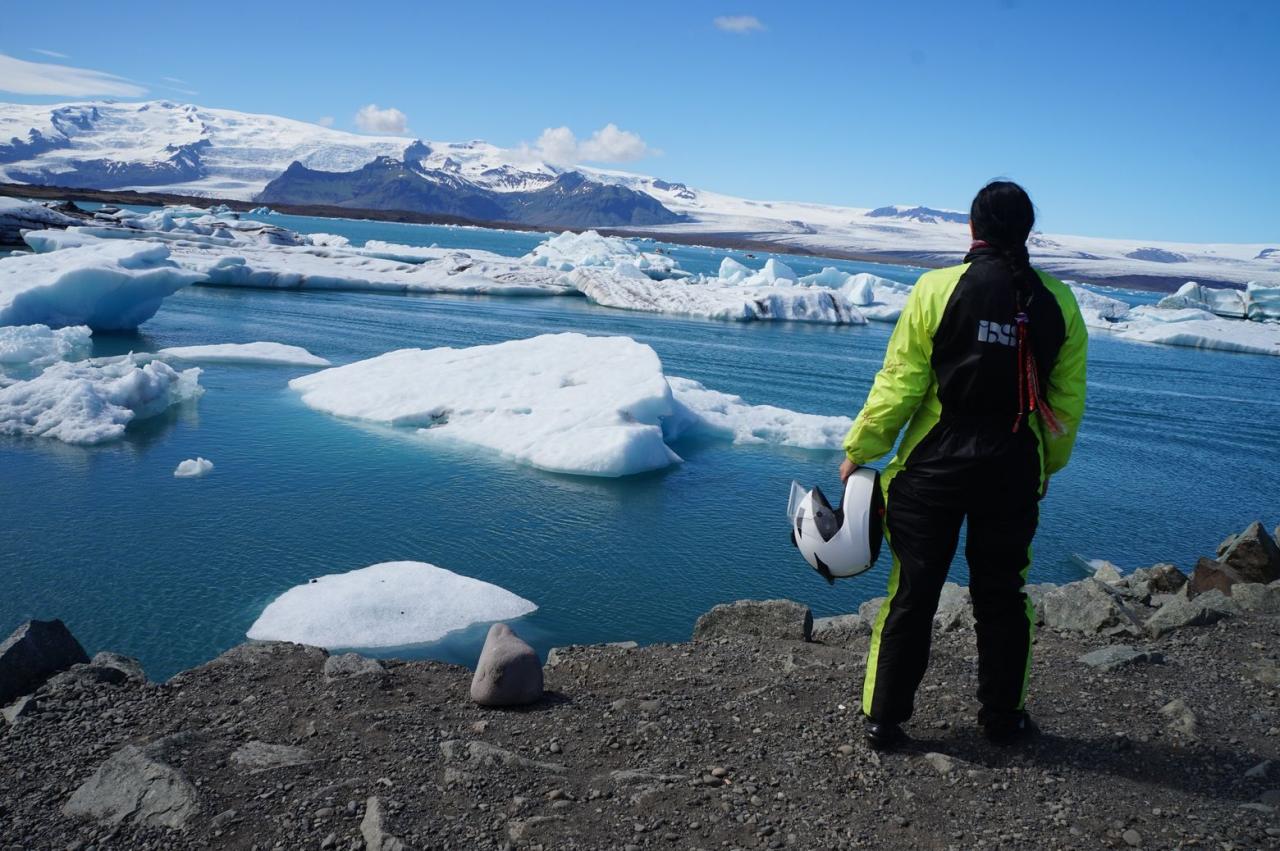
[
  {"left": 90, "top": 651, "right": 147, "bottom": 682},
  {"left": 1125, "top": 563, "right": 1188, "bottom": 602},
  {"left": 45, "top": 663, "right": 129, "bottom": 690},
  {"left": 322, "top": 652, "right": 386, "bottom": 679},
  {"left": 471, "top": 623, "right": 543, "bottom": 707},
  {"left": 1218, "top": 521, "right": 1280, "bottom": 584},
  {"left": 0, "top": 619, "right": 89, "bottom": 704},
  {"left": 1188, "top": 557, "right": 1246, "bottom": 597},
  {"left": 63, "top": 734, "right": 201, "bottom": 828},
  {"left": 692, "top": 599, "right": 813, "bottom": 642}
]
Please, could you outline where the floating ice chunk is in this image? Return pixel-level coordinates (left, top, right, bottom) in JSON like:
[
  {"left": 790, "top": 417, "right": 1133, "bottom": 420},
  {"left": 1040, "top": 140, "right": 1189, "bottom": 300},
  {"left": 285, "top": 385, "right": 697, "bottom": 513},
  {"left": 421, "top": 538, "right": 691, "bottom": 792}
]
[
  {"left": 246, "top": 561, "right": 538, "bottom": 648},
  {"left": 570, "top": 267, "right": 866, "bottom": 324},
  {"left": 756, "top": 258, "right": 797, "bottom": 284},
  {"left": 838, "top": 274, "right": 912, "bottom": 322},
  {"left": 1069, "top": 284, "right": 1132, "bottom": 328},
  {"left": 247, "top": 206, "right": 274, "bottom": 216},
  {"left": 666, "top": 377, "right": 852, "bottom": 449},
  {"left": 717, "top": 256, "right": 753, "bottom": 282},
  {"left": 174, "top": 457, "right": 214, "bottom": 477},
  {"left": 0, "top": 324, "right": 91, "bottom": 367},
  {"left": 0, "top": 241, "right": 203, "bottom": 331},
  {"left": 1155, "top": 282, "right": 1247, "bottom": 318},
  {"left": 306, "top": 232, "right": 351, "bottom": 248},
  {"left": 1247, "top": 282, "right": 1280, "bottom": 321},
  {"left": 523, "top": 230, "right": 682, "bottom": 278},
  {"left": 0, "top": 198, "right": 81, "bottom": 243},
  {"left": 1106, "top": 306, "right": 1280, "bottom": 357},
  {"left": 799, "top": 266, "right": 851, "bottom": 287},
  {"left": 290, "top": 333, "right": 682, "bottom": 477},
  {"left": 158, "top": 342, "right": 331, "bottom": 367},
  {"left": 0, "top": 356, "right": 202, "bottom": 444}
]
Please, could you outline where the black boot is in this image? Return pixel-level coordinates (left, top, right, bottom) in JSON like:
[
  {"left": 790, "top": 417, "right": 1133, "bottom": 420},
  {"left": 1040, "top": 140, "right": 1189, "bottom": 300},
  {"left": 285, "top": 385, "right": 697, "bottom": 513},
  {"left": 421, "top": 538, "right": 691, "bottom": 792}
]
[
  {"left": 863, "top": 716, "right": 905, "bottom": 751},
  {"left": 980, "top": 709, "right": 1038, "bottom": 745}
]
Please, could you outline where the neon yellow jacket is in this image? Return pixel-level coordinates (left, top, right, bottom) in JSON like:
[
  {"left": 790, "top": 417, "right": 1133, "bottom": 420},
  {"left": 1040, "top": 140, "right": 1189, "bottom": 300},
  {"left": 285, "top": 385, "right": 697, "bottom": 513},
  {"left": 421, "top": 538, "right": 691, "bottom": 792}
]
[{"left": 842, "top": 263, "right": 1088, "bottom": 491}]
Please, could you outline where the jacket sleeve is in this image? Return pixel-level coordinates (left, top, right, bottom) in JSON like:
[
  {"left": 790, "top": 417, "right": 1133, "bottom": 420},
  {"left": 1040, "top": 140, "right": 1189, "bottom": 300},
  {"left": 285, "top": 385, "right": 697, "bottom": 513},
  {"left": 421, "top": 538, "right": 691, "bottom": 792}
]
[
  {"left": 1042, "top": 294, "right": 1088, "bottom": 475},
  {"left": 842, "top": 281, "right": 935, "bottom": 464}
]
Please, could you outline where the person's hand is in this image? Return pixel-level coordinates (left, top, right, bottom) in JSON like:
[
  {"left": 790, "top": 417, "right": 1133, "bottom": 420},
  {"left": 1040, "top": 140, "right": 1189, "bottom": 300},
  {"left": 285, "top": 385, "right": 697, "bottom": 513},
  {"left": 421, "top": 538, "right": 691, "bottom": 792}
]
[{"left": 840, "top": 458, "right": 859, "bottom": 483}]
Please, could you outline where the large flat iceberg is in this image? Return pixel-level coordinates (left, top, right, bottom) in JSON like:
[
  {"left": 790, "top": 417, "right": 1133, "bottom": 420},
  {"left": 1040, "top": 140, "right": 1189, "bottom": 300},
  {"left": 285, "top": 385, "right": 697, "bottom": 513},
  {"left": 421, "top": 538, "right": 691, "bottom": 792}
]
[
  {"left": 158, "top": 342, "right": 331, "bottom": 367},
  {"left": 0, "top": 241, "right": 203, "bottom": 330},
  {"left": 290, "top": 333, "right": 856, "bottom": 476},
  {"left": 0, "top": 355, "right": 202, "bottom": 444},
  {"left": 246, "top": 561, "right": 537, "bottom": 648},
  {"left": 1156, "top": 281, "right": 1280, "bottom": 322},
  {"left": 290, "top": 333, "right": 681, "bottom": 477}
]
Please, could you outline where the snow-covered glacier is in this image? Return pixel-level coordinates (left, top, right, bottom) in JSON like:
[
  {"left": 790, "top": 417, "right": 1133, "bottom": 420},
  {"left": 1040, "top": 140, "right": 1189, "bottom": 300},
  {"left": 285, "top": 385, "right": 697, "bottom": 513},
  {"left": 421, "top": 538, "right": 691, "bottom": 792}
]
[
  {"left": 0, "top": 240, "right": 203, "bottom": 330},
  {"left": 0, "top": 355, "right": 202, "bottom": 444},
  {"left": 290, "top": 333, "right": 855, "bottom": 477},
  {"left": 246, "top": 561, "right": 537, "bottom": 648}
]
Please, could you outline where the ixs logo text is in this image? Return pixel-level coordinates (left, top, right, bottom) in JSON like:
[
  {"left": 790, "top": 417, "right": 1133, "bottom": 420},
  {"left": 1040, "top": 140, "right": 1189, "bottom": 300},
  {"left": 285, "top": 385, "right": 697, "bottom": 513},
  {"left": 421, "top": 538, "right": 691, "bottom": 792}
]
[{"left": 977, "top": 320, "right": 1017, "bottom": 348}]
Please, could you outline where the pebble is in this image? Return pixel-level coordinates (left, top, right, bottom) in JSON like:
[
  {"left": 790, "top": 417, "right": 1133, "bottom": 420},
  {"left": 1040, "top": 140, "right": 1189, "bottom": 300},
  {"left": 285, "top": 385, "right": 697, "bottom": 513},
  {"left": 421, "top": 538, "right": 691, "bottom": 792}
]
[
  {"left": 837, "top": 744, "right": 854, "bottom": 756},
  {"left": 1122, "top": 828, "right": 1141, "bottom": 847},
  {"left": 711, "top": 766, "right": 727, "bottom": 778}
]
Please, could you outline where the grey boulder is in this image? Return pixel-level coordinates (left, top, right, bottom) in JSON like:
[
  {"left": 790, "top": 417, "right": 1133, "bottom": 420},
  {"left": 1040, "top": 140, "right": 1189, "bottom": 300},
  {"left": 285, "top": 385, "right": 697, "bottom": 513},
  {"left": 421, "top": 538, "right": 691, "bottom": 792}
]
[
  {"left": 63, "top": 734, "right": 201, "bottom": 829},
  {"left": 1042, "top": 581, "right": 1140, "bottom": 635},
  {"left": 230, "top": 740, "right": 314, "bottom": 772},
  {"left": 1229, "top": 582, "right": 1280, "bottom": 614},
  {"left": 323, "top": 652, "right": 386, "bottom": 679},
  {"left": 1124, "top": 564, "right": 1187, "bottom": 602},
  {"left": 471, "top": 622, "right": 543, "bottom": 707},
  {"left": 812, "top": 613, "right": 870, "bottom": 644},
  {"left": 934, "top": 582, "right": 975, "bottom": 631},
  {"left": 1077, "top": 645, "right": 1164, "bottom": 672},
  {"left": 91, "top": 651, "right": 147, "bottom": 682},
  {"left": 692, "top": 599, "right": 813, "bottom": 642},
  {"left": 1146, "top": 589, "right": 1239, "bottom": 638},
  {"left": 361, "top": 796, "right": 406, "bottom": 851},
  {"left": 0, "top": 619, "right": 89, "bottom": 704}
]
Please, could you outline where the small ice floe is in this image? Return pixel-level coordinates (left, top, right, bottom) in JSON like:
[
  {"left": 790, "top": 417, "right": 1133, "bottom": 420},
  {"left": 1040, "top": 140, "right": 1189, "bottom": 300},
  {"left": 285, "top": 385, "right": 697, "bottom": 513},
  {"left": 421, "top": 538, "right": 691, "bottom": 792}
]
[
  {"left": 157, "top": 342, "right": 330, "bottom": 367},
  {"left": 174, "top": 457, "right": 214, "bottom": 478},
  {"left": 0, "top": 324, "right": 92, "bottom": 369},
  {"left": 0, "top": 356, "right": 202, "bottom": 444},
  {"left": 246, "top": 561, "right": 537, "bottom": 648}
]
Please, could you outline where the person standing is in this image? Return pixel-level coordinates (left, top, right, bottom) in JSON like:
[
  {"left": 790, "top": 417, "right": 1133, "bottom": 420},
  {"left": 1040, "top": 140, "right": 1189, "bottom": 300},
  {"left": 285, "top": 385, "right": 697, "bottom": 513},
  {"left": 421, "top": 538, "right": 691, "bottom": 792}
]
[{"left": 841, "top": 180, "right": 1088, "bottom": 750}]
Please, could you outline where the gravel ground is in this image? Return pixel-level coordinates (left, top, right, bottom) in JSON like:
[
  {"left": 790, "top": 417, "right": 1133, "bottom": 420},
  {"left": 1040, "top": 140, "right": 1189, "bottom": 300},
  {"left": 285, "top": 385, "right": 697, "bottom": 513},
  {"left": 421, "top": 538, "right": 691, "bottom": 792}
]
[{"left": 1, "top": 603, "right": 1278, "bottom": 850}]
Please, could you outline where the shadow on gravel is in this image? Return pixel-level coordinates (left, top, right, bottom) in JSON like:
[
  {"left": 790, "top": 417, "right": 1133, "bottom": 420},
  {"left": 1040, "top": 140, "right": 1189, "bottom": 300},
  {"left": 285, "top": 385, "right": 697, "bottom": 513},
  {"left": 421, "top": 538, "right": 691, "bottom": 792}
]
[
  {"left": 480, "top": 690, "right": 574, "bottom": 714},
  {"left": 907, "top": 732, "right": 1252, "bottom": 802}
]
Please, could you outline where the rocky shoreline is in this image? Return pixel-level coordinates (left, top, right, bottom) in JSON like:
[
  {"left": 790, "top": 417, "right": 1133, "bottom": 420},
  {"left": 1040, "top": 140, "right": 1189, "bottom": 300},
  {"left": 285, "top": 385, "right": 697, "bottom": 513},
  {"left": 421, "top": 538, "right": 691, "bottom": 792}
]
[{"left": 2, "top": 522, "right": 1279, "bottom": 850}]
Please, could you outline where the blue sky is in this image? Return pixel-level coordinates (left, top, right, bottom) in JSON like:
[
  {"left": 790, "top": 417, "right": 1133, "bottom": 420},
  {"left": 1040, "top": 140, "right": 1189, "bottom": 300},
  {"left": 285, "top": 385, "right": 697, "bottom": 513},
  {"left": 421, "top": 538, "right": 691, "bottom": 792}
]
[{"left": 2, "top": 0, "right": 1277, "bottom": 243}]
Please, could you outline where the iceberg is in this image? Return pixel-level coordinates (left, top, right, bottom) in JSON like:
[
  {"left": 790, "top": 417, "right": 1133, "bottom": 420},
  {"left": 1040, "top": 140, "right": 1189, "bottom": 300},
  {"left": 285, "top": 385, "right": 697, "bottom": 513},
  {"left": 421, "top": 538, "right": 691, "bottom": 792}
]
[
  {"left": 0, "top": 324, "right": 92, "bottom": 369},
  {"left": 0, "top": 198, "right": 82, "bottom": 244},
  {"left": 174, "top": 457, "right": 214, "bottom": 477},
  {"left": 1155, "top": 282, "right": 1247, "bottom": 319},
  {"left": 291, "top": 333, "right": 681, "bottom": 477},
  {"left": 1107, "top": 306, "right": 1280, "bottom": 357},
  {"left": 667, "top": 377, "right": 851, "bottom": 449},
  {"left": 291, "top": 333, "right": 859, "bottom": 476},
  {"left": 523, "top": 230, "right": 684, "bottom": 279},
  {"left": 834, "top": 272, "right": 913, "bottom": 322},
  {"left": 569, "top": 265, "right": 867, "bottom": 324},
  {"left": 0, "top": 241, "right": 204, "bottom": 331},
  {"left": 246, "top": 561, "right": 537, "bottom": 648},
  {"left": 0, "top": 355, "right": 202, "bottom": 444},
  {"left": 1068, "top": 284, "right": 1133, "bottom": 328},
  {"left": 158, "top": 342, "right": 331, "bottom": 367},
  {"left": 1247, "top": 282, "right": 1280, "bottom": 321}
]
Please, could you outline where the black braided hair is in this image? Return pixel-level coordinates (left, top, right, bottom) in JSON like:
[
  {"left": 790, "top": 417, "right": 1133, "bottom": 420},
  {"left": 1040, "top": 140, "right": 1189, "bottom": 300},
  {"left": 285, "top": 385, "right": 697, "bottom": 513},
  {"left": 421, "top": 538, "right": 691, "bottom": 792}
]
[{"left": 969, "top": 180, "right": 1038, "bottom": 304}]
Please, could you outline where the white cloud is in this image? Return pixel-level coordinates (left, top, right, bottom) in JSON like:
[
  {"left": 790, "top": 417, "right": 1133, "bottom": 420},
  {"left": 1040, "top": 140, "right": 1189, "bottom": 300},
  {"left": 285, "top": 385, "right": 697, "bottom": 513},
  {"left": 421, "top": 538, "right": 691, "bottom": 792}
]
[
  {"left": 713, "top": 15, "right": 765, "bottom": 34},
  {"left": 161, "top": 75, "right": 190, "bottom": 85},
  {"left": 354, "top": 104, "right": 408, "bottom": 134},
  {"left": 525, "top": 124, "right": 658, "bottom": 165},
  {"left": 316, "top": 116, "right": 335, "bottom": 128},
  {"left": 31, "top": 49, "right": 69, "bottom": 59},
  {"left": 0, "top": 53, "right": 145, "bottom": 97}
]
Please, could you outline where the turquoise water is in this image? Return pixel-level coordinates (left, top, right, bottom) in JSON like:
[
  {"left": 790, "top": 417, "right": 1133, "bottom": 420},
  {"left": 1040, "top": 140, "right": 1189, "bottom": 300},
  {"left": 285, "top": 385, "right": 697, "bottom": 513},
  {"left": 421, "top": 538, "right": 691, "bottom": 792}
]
[{"left": 2, "top": 217, "right": 1276, "bottom": 680}]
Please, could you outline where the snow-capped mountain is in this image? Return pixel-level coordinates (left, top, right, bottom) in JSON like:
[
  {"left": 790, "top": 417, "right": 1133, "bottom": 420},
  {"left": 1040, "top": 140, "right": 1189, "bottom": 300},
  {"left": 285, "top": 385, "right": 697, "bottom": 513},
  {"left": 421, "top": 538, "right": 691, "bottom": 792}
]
[{"left": 1, "top": 100, "right": 1275, "bottom": 287}]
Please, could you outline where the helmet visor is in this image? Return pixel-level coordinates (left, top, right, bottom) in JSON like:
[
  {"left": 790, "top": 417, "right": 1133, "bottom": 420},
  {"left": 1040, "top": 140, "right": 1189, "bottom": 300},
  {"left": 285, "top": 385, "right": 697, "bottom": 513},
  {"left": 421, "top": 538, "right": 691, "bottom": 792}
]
[{"left": 786, "top": 480, "right": 807, "bottom": 524}]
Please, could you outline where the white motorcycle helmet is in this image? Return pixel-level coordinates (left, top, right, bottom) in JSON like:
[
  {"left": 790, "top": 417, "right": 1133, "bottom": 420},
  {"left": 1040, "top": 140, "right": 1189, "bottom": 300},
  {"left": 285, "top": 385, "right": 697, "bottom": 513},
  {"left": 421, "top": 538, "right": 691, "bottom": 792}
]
[{"left": 787, "top": 468, "right": 884, "bottom": 583}]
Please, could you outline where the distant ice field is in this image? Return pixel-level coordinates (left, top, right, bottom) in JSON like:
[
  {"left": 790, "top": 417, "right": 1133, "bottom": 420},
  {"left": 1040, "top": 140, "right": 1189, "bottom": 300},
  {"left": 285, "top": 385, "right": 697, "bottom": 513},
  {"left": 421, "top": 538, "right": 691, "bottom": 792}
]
[{"left": 1, "top": 212, "right": 1276, "bottom": 680}]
